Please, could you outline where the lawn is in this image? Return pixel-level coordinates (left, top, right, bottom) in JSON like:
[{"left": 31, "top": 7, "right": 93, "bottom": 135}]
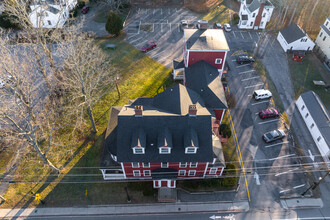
[
  {"left": 287, "top": 54, "right": 330, "bottom": 109},
  {"left": 93, "top": 8, "right": 130, "bottom": 24},
  {"left": 1, "top": 36, "right": 173, "bottom": 208}
]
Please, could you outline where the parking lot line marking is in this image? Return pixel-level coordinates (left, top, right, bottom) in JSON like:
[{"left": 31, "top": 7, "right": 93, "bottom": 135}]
[
  {"left": 151, "top": 49, "right": 167, "bottom": 58},
  {"left": 178, "top": 24, "right": 180, "bottom": 32},
  {"left": 129, "top": 36, "right": 143, "bottom": 44},
  {"left": 153, "top": 9, "right": 155, "bottom": 14},
  {"left": 258, "top": 119, "right": 280, "bottom": 125},
  {"left": 255, "top": 112, "right": 259, "bottom": 115},
  {"left": 236, "top": 64, "right": 251, "bottom": 68},
  {"left": 233, "top": 31, "right": 236, "bottom": 38},
  {"left": 165, "top": 61, "right": 172, "bottom": 67},
  {"left": 279, "top": 189, "right": 291, "bottom": 194},
  {"left": 240, "top": 32, "right": 244, "bottom": 39},
  {"left": 244, "top": 83, "right": 264, "bottom": 89},
  {"left": 135, "top": 40, "right": 148, "bottom": 46},
  {"left": 127, "top": 33, "right": 138, "bottom": 40},
  {"left": 275, "top": 167, "right": 299, "bottom": 176},
  {"left": 161, "top": 23, "right": 163, "bottom": 32},
  {"left": 137, "top": 21, "right": 141, "bottom": 34},
  {"left": 170, "top": 23, "right": 172, "bottom": 31},
  {"left": 265, "top": 141, "right": 289, "bottom": 148},
  {"left": 293, "top": 184, "right": 306, "bottom": 189},
  {"left": 269, "top": 154, "right": 295, "bottom": 161},
  {"left": 232, "top": 59, "right": 236, "bottom": 61},
  {"left": 241, "top": 76, "right": 260, "bottom": 81},
  {"left": 153, "top": 23, "right": 154, "bottom": 32},
  {"left": 255, "top": 32, "right": 260, "bottom": 40},
  {"left": 248, "top": 32, "right": 252, "bottom": 39},
  {"left": 161, "top": 8, "right": 162, "bottom": 14},
  {"left": 251, "top": 100, "right": 269, "bottom": 105},
  {"left": 239, "top": 70, "right": 255, "bottom": 74}
]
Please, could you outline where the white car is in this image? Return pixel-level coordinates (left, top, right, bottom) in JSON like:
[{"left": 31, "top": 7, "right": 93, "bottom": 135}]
[
  {"left": 253, "top": 89, "right": 272, "bottom": 100},
  {"left": 224, "top": 23, "right": 231, "bottom": 32}
]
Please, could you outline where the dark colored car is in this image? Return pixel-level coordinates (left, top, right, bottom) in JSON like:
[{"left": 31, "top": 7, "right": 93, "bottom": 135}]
[
  {"left": 262, "top": 129, "right": 285, "bottom": 143},
  {"left": 259, "top": 108, "right": 280, "bottom": 119},
  {"left": 141, "top": 42, "right": 157, "bottom": 52},
  {"left": 81, "top": 6, "right": 89, "bottom": 14},
  {"left": 236, "top": 55, "right": 255, "bottom": 64},
  {"left": 214, "top": 23, "right": 222, "bottom": 29}
]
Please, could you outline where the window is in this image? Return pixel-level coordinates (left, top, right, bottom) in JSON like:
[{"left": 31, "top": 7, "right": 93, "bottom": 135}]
[
  {"left": 301, "top": 105, "right": 305, "bottom": 111},
  {"left": 260, "top": 22, "right": 264, "bottom": 27},
  {"left": 215, "top": 58, "right": 222, "bottom": 64},
  {"left": 301, "top": 38, "right": 304, "bottom": 42},
  {"left": 250, "top": 22, "right": 253, "bottom": 26},
  {"left": 133, "top": 147, "right": 144, "bottom": 154},
  {"left": 323, "top": 36, "right": 327, "bottom": 41},
  {"left": 179, "top": 162, "right": 187, "bottom": 168},
  {"left": 161, "top": 162, "right": 168, "bottom": 168},
  {"left": 326, "top": 21, "right": 329, "bottom": 26},
  {"left": 132, "top": 162, "right": 139, "bottom": 168},
  {"left": 159, "top": 147, "right": 171, "bottom": 154},
  {"left": 188, "top": 170, "right": 196, "bottom": 176},
  {"left": 310, "top": 123, "right": 315, "bottom": 129},
  {"left": 47, "top": 20, "right": 51, "bottom": 25},
  {"left": 263, "top": 13, "right": 266, "bottom": 17},
  {"left": 185, "top": 147, "right": 197, "bottom": 154},
  {"left": 190, "top": 162, "right": 198, "bottom": 168},
  {"left": 252, "top": 13, "right": 255, "bottom": 17},
  {"left": 178, "top": 170, "right": 186, "bottom": 176},
  {"left": 317, "top": 136, "right": 322, "bottom": 142},
  {"left": 142, "top": 162, "right": 150, "bottom": 168},
  {"left": 143, "top": 170, "right": 151, "bottom": 176},
  {"left": 133, "top": 170, "right": 141, "bottom": 177},
  {"left": 305, "top": 113, "right": 309, "bottom": 118},
  {"left": 209, "top": 168, "right": 218, "bottom": 174},
  {"left": 320, "top": 32, "right": 323, "bottom": 37}
]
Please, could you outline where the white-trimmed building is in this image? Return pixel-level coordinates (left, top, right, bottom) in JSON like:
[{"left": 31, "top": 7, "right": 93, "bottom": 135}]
[
  {"left": 29, "top": 0, "right": 77, "bottom": 28},
  {"left": 315, "top": 17, "right": 330, "bottom": 68},
  {"left": 296, "top": 91, "right": 330, "bottom": 164},
  {"left": 277, "top": 23, "right": 315, "bottom": 52},
  {"left": 237, "top": 0, "right": 274, "bottom": 30}
]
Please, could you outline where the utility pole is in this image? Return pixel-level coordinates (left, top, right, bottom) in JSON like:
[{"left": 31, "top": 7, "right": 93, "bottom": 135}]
[
  {"left": 115, "top": 76, "right": 120, "bottom": 99},
  {"left": 301, "top": 170, "right": 330, "bottom": 196}
]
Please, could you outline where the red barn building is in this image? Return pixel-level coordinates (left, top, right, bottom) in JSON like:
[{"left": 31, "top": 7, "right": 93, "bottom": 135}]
[{"left": 100, "top": 84, "right": 226, "bottom": 188}]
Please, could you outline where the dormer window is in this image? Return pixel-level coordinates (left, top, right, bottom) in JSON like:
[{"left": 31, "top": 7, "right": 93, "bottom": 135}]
[
  {"left": 133, "top": 147, "right": 145, "bottom": 154},
  {"left": 159, "top": 147, "right": 171, "bottom": 154},
  {"left": 185, "top": 147, "right": 197, "bottom": 154}
]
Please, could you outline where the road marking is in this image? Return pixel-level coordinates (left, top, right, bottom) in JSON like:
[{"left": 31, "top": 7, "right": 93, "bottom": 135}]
[
  {"left": 236, "top": 64, "right": 251, "bottom": 68},
  {"left": 251, "top": 100, "right": 269, "bottom": 105},
  {"left": 151, "top": 49, "right": 167, "bottom": 58},
  {"left": 255, "top": 32, "right": 260, "bottom": 40},
  {"left": 308, "top": 149, "right": 315, "bottom": 161},
  {"left": 170, "top": 23, "right": 172, "bottom": 31},
  {"left": 161, "top": 23, "right": 163, "bottom": 32},
  {"left": 137, "top": 21, "right": 141, "bottom": 34},
  {"left": 248, "top": 32, "right": 252, "bottom": 39},
  {"left": 153, "top": 9, "right": 155, "bottom": 14},
  {"left": 233, "top": 31, "right": 236, "bottom": 38},
  {"left": 258, "top": 119, "right": 280, "bottom": 125},
  {"left": 269, "top": 154, "right": 295, "bottom": 161},
  {"left": 244, "top": 83, "right": 264, "bottom": 89},
  {"left": 239, "top": 70, "right": 255, "bottom": 74},
  {"left": 241, "top": 76, "right": 260, "bottom": 81},
  {"left": 135, "top": 40, "right": 148, "bottom": 46},
  {"left": 275, "top": 167, "right": 299, "bottom": 176},
  {"left": 254, "top": 172, "right": 260, "bottom": 185},
  {"left": 240, "top": 31, "right": 244, "bottom": 39},
  {"left": 129, "top": 36, "right": 143, "bottom": 44},
  {"left": 161, "top": 8, "right": 162, "bottom": 14},
  {"left": 232, "top": 59, "right": 236, "bottom": 61},
  {"left": 279, "top": 189, "right": 291, "bottom": 194},
  {"left": 255, "top": 112, "right": 259, "bottom": 115},
  {"left": 158, "top": 54, "right": 173, "bottom": 62},
  {"left": 293, "top": 184, "right": 305, "bottom": 189},
  {"left": 126, "top": 33, "right": 138, "bottom": 40},
  {"left": 178, "top": 24, "right": 180, "bottom": 32},
  {"left": 137, "top": 8, "right": 140, "bottom": 14},
  {"left": 265, "top": 141, "right": 289, "bottom": 148}
]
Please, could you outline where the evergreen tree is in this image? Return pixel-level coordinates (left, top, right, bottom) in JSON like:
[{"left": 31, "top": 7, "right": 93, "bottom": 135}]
[{"left": 105, "top": 10, "right": 123, "bottom": 36}]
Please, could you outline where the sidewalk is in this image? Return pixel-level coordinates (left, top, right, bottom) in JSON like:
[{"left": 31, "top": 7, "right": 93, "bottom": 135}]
[
  {"left": 281, "top": 198, "right": 323, "bottom": 210},
  {"left": 0, "top": 201, "right": 249, "bottom": 218}
]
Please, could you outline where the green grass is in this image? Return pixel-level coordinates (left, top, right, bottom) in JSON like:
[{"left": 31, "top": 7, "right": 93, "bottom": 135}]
[
  {"left": 93, "top": 8, "right": 130, "bottom": 24},
  {"left": 287, "top": 54, "right": 330, "bottom": 109}
]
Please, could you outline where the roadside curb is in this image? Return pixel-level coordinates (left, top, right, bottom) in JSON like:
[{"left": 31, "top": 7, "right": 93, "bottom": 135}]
[{"left": 280, "top": 198, "right": 323, "bottom": 210}]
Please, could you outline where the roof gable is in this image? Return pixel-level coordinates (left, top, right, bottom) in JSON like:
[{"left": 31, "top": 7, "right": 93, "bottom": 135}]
[{"left": 280, "top": 23, "right": 307, "bottom": 44}]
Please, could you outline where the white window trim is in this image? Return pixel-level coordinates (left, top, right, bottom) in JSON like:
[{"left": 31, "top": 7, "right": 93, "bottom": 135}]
[
  {"left": 215, "top": 58, "right": 222, "bottom": 64},
  {"left": 209, "top": 168, "right": 218, "bottom": 175},
  {"left": 143, "top": 170, "right": 151, "bottom": 176},
  {"left": 161, "top": 162, "right": 169, "bottom": 168},
  {"left": 133, "top": 170, "right": 141, "bottom": 177},
  {"left": 190, "top": 162, "right": 198, "bottom": 168},
  {"left": 178, "top": 170, "right": 186, "bottom": 176},
  {"left": 159, "top": 147, "right": 171, "bottom": 154},
  {"left": 185, "top": 147, "right": 197, "bottom": 154},
  {"left": 142, "top": 162, "right": 150, "bottom": 168},
  {"left": 133, "top": 147, "right": 145, "bottom": 154},
  {"left": 179, "top": 162, "right": 187, "bottom": 168},
  {"left": 132, "top": 162, "right": 139, "bottom": 168},
  {"left": 188, "top": 170, "right": 196, "bottom": 176}
]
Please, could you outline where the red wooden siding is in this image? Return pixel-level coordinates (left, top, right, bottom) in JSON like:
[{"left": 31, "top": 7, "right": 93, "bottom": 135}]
[
  {"left": 214, "top": 109, "right": 224, "bottom": 123},
  {"left": 187, "top": 51, "right": 226, "bottom": 70}
]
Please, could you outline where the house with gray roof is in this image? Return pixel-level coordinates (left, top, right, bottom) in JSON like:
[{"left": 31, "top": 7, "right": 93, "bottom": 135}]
[
  {"left": 315, "top": 17, "right": 330, "bottom": 69},
  {"left": 238, "top": 0, "right": 274, "bottom": 30},
  {"left": 296, "top": 91, "right": 330, "bottom": 165},
  {"left": 100, "top": 84, "right": 226, "bottom": 188},
  {"left": 277, "top": 23, "right": 315, "bottom": 52}
]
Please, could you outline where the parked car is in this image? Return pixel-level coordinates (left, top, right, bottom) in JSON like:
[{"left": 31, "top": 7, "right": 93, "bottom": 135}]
[
  {"left": 236, "top": 55, "right": 255, "bottom": 64},
  {"left": 259, "top": 108, "right": 280, "bottom": 119},
  {"left": 214, "top": 23, "right": 222, "bottom": 29},
  {"left": 141, "top": 42, "right": 157, "bottom": 52},
  {"left": 262, "top": 129, "right": 285, "bottom": 143},
  {"left": 224, "top": 23, "right": 231, "bottom": 32},
  {"left": 180, "top": 20, "right": 188, "bottom": 30},
  {"left": 253, "top": 89, "right": 272, "bottom": 100},
  {"left": 81, "top": 6, "right": 89, "bottom": 14}
]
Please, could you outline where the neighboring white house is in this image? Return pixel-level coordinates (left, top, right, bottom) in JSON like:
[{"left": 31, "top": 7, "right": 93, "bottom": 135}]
[
  {"left": 315, "top": 17, "right": 330, "bottom": 68},
  {"left": 237, "top": 0, "right": 274, "bottom": 30},
  {"left": 29, "top": 0, "right": 77, "bottom": 28},
  {"left": 277, "top": 23, "right": 315, "bottom": 52},
  {"left": 296, "top": 91, "right": 330, "bottom": 165}
]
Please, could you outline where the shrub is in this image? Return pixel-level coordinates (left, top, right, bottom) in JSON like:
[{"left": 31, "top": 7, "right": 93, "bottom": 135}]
[
  {"left": 225, "top": 92, "right": 236, "bottom": 109},
  {"left": 221, "top": 163, "right": 238, "bottom": 187},
  {"left": 233, "top": 13, "right": 239, "bottom": 25},
  {"left": 220, "top": 123, "right": 232, "bottom": 138},
  {"left": 0, "top": 12, "right": 20, "bottom": 29},
  {"left": 105, "top": 10, "right": 123, "bottom": 36},
  {"left": 76, "top": 1, "right": 86, "bottom": 9}
]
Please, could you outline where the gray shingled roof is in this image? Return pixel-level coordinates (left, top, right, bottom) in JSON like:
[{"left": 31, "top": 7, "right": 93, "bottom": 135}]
[
  {"left": 248, "top": 0, "right": 260, "bottom": 13},
  {"left": 184, "top": 29, "right": 229, "bottom": 50},
  {"left": 280, "top": 23, "right": 306, "bottom": 44},
  {"left": 300, "top": 91, "right": 330, "bottom": 147},
  {"left": 185, "top": 61, "right": 228, "bottom": 110},
  {"left": 173, "top": 59, "right": 184, "bottom": 70}
]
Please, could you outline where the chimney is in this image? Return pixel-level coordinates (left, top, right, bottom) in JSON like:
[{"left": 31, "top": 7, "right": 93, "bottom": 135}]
[
  {"left": 134, "top": 105, "right": 143, "bottom": 117},
  {"left": 189, "top": 105, "right": 197, "bottom": 117}
]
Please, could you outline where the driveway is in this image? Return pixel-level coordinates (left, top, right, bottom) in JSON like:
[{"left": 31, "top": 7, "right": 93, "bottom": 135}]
[{"left": 79, "top": 5, "right": 108, "bottom": 36}]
